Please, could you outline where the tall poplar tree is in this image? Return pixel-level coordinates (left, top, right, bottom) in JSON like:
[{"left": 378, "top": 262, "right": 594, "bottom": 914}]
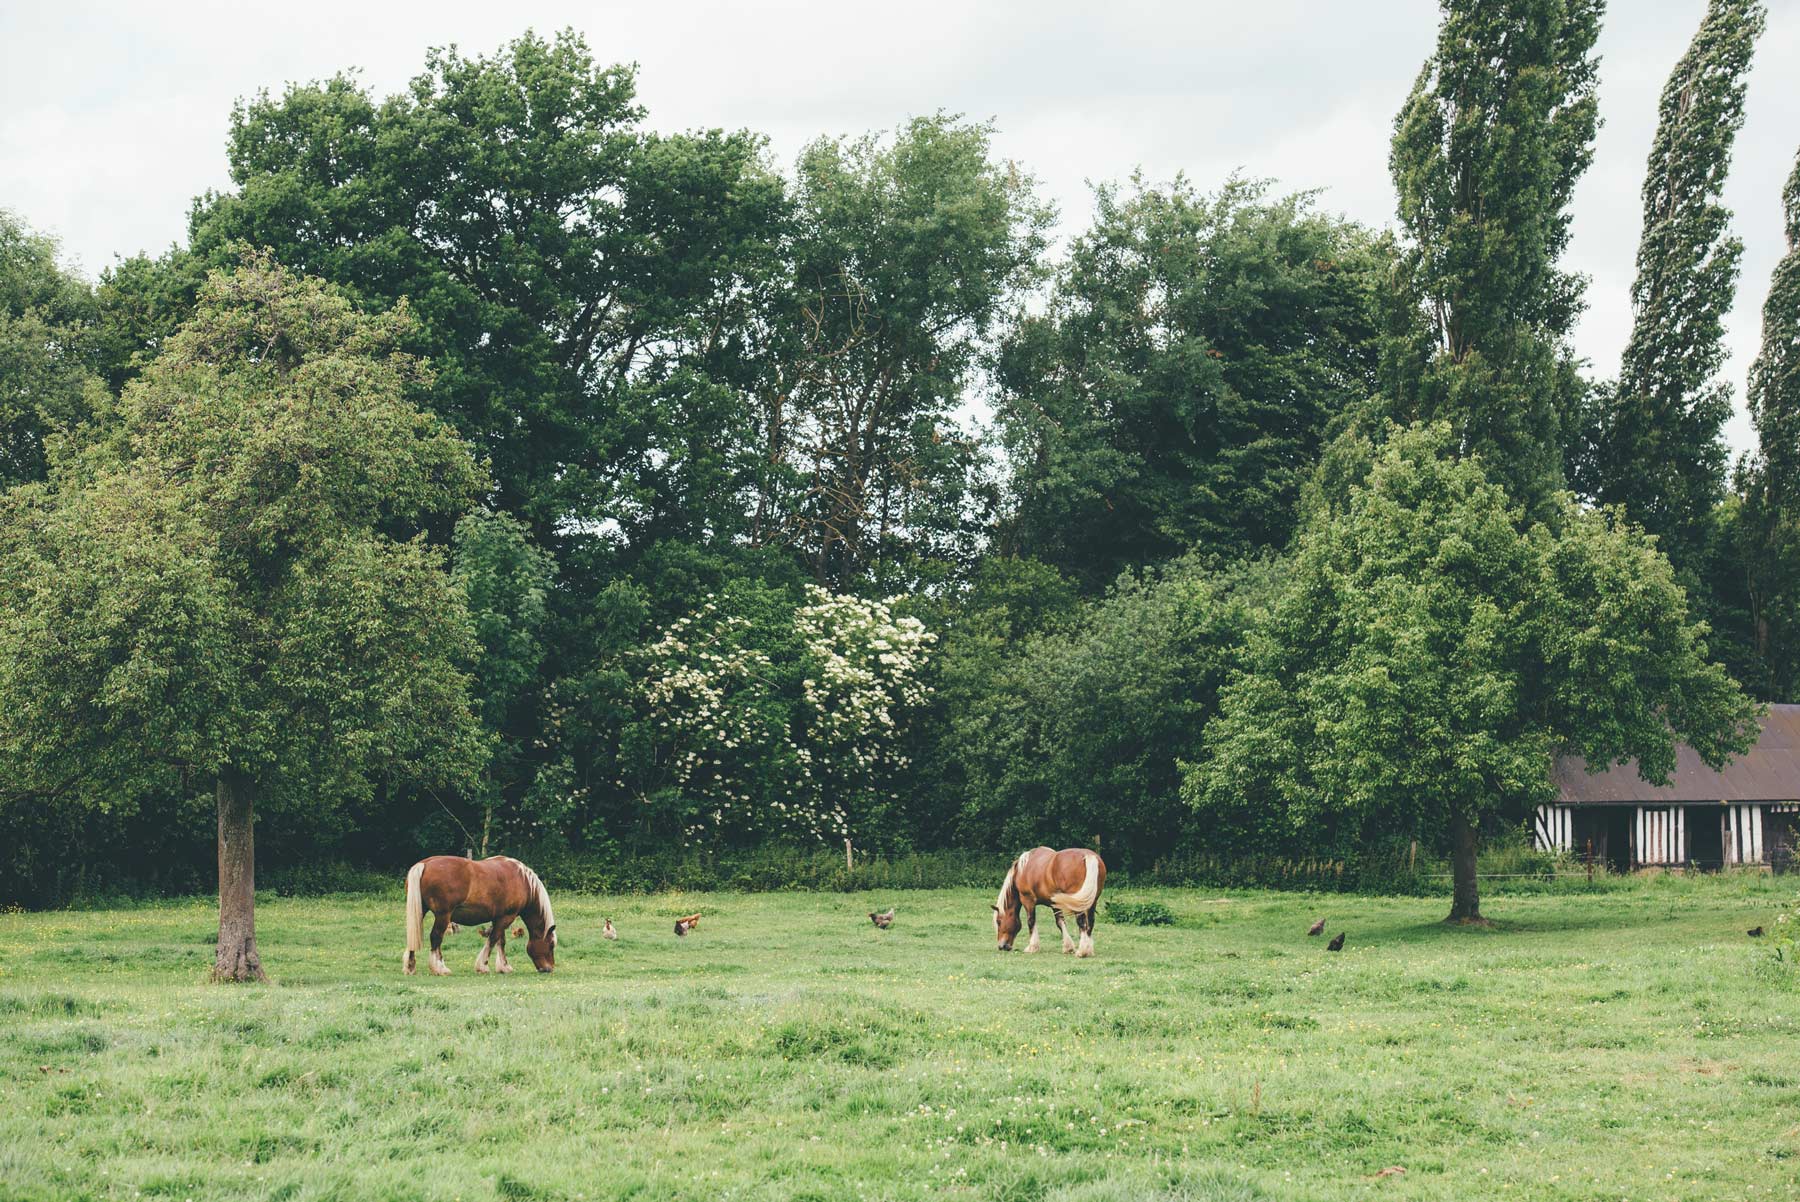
[
  {"left": 1383, "top": 0, "right": 1603, "bottom": 517},
  {"left": 1594, "top": 0, "right": 1764, "bottom": 572},
  {"left": 1739, "top": 150, "right": 1800, "bottom": 699}
]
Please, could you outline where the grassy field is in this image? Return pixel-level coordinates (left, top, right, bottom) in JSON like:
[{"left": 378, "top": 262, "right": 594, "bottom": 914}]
[{"left": 2, "top": 879, "right": 1797, "bottom": 1202}]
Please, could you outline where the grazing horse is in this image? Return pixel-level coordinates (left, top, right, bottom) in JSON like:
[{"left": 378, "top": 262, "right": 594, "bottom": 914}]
[
  {"left": 403, "top": 855, "right": 557, "bottom": 975},
  {"left": 993, "top": 847, "right": 1106, "bottom": 957}
]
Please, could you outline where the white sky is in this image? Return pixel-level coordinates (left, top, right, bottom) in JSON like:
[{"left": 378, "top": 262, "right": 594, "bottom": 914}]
[{"left": 3, "top": 1, "right": 1795, "bottom": 456}]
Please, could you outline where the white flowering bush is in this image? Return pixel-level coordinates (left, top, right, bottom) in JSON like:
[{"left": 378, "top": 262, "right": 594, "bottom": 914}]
[
  {"left": 792, "top": 587, "right": 936, "bottom": 837},
  {"left": 632, "top": 589, "right": 799, "bottom": 843},
  {"left": 628, "top": 583, "right": 935, "bottom": 844}
]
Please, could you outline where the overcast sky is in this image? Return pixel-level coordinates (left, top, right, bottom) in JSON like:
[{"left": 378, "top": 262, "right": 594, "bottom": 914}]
[{"left": 3, "top": 1, "right": 1795, "bottom": 455}]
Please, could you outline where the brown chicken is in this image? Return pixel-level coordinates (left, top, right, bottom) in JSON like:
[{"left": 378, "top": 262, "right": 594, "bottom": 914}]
[
  {"left": 1748, "top": 926, "right": 1765, "bottom": 937},
  {"left": 603, "top": 918, "right": 618, "bottom": 940},
  {"left": 674, "top": 913, "right": 703, "bottom": 937},
  {"left": 1326, "top": 932, "right": 1346, "bottom": 951},
  {"left": 870, "top": 908, "right": 895, "bottom": 929},
  {"left": 1306, "top": 918, "right": 1326, "bottom": 937}
]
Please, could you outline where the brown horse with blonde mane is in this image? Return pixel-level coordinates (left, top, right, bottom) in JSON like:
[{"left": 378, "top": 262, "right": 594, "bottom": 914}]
[
  {"left": 993, "top": 846, "right": 1106, "bottom": 956},
  {"left": 403, "top": 855, "right": 557, "bottom": 975}
]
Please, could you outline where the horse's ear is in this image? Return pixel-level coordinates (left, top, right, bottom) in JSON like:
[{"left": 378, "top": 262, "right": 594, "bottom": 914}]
[{"left": 991, "top": 903, "right": 999, "bottom": 911}]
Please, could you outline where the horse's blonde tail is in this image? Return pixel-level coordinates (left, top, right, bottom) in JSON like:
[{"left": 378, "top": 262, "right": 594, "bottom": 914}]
[
  {"left": 403, "top": 861, "right": 426, "bottom": 974},
  {"left": 1066, "top": 852, "right": 1101, "bottom": 912}
]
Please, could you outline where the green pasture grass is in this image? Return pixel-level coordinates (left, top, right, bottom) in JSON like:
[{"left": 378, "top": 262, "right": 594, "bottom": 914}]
[{"left": 1, "top": 878, "right": 1796, "bottom": 1201}]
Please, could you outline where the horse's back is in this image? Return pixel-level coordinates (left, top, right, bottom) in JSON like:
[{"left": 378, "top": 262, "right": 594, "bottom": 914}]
[
  {"left": 1016, "top": 846, "right": 1104, "bottom": 905},
  {"left": 417, "top": 855, "right": 528, "bottom": 920}
]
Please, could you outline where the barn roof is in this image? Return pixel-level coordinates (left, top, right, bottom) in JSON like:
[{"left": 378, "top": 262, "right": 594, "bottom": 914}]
[{"left": 1554, "top": 705, "right": 1800, "bottom": 804}]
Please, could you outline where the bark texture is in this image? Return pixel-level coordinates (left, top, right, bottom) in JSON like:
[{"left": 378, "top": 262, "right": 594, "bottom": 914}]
[
  {"left": 212, "top": 769, "right": 266, "bottom": 982},
  {"left": 1446, "top": 810, "right": 1485, "bottom": 925}
]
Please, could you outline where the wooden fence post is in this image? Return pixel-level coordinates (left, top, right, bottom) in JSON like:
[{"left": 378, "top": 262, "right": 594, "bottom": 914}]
[{"left": 844, "top": 838, "right": 854, "bottom": 874}]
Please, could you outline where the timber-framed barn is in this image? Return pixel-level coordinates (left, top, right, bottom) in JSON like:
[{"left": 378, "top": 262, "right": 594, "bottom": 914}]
[{"left": 1535, "top": 704, "right": 1800, "bottom": 871}]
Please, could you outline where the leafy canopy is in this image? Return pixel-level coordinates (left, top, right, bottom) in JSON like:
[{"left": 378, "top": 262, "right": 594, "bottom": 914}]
[
  {"left": 996, "top": 178, "right": 1387, "bottom": 587},
  {"left": 1190, "top": 423, "right": 1758, "bottom": 851},
  {"left": 0, "top": 254, "right": 487, "bottom": 815},
  {"left": 1382, "top": 0, "right": 1602, "bottom": 516}
]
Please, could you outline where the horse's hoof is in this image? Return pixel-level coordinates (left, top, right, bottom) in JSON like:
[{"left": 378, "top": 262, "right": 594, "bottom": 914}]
[
  {"left": 475, "top": 965, "right": 489, "bottom": 974},
  {"left": 498, "top": 964, "right": 514, "bottom": 975},
  {"left": 1076, "top": 946, "right": 1094, "bottom": 959}
]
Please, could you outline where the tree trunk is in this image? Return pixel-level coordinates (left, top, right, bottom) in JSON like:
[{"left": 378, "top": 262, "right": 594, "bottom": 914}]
[
  {"left": 212, "top": 769, "right": 266, "bottom": 982},
  {"left": 1445, "top": 810, "right": 1485, "bottom": 925}
]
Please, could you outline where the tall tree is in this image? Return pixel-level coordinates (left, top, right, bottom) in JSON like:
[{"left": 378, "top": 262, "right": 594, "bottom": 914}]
[
  {"left": 0, "top": 211, "right": 105, "bottom": 487},
  {"left": 1736, "top": 149, "right": 1800, "bottom": 700},
  {"left": 1191, "top": 424, "right": 1757, "bottom": 923},
  {"left": 0, "top": 257, "right": 487, "bottom": 979},
  {"left": 1590, "top": 0, "right": 1764, "bottom": 572},
  {"left": 1383, "top": 0, "right": 1603, "bottom": 516},
  {"left": 742, "top": 115, "right": 1049, "bottom": 591},
  {"left": 454, "top": 509, "right": 556, "bottom": 855},
  {"left": 995, "top": 178, "right": 1387, "bottom": 588},
  {"left": 189, "top": 30, "right": 786, "bottom": 551}
]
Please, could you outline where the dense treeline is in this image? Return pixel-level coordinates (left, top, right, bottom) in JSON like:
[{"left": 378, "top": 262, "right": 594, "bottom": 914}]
[{"left": 0, "top": 5, "right": 1791, "bottom": 936}]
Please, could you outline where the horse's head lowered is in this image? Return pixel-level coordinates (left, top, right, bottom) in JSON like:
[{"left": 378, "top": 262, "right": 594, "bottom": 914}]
[
  {"left": 519, "top": 864, "right": 558, "bottom": 972},
  {"left": 525, "top": 920, "right": 557, "bottom": 972},
  {"left": 993, "top": 866, "right": 1022, "bottom": 951}
]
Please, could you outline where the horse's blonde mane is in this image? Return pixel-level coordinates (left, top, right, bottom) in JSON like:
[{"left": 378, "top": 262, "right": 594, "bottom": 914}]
[
  {"left": 501, "top": 857, "right": 557, "bottom": 944},
  {"left": 995, "top": 863, "right": 1018, "bottom": 913}
]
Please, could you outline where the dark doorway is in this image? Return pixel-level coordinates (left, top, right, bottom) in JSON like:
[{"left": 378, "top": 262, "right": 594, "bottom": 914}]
[
  {"left": 1603, "top": 808, "right": 1633, "bottom": 872},
  {"left": 1688, "top": 806, "right": 1723, "bottom": 870}
]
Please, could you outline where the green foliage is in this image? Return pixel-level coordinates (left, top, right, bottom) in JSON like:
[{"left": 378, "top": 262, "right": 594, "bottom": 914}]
[
  {"left": 3, "top": 11, "right": 1785, "bottom": 907},
  {"left": 996, "top": 177, "right": 1386, "bottom": 587},
  {"left": 190, "top": 30, "right": 785, "bottom": 548},
  {"left": 1585, "top": 0, "right": 1764, "bottom": 573},
  {"left": 1103, "top": 898, "right": 1175, "bottom": 926},
  {"left": 0, "top": 212, "right": 107, "bottom": 487},
  {"left": 453, "top": 509, "right": 556, "bottom": 849},
  {"left": 1731, "top": 149, "right": 1800, "bottom": 701},
  {"left": 951, "top": 555, "right": 1274, "bottom": 866},
  {"left": 0, "top": 253, "right": 487, "bottom": 824},
  {"left": 617, "top": 582, "right": 936, "bottom": 847},
  {"left": 1382, "top": 0, "right": 1602, "bottom": 516},
  {"left": 1190, "top": 424, "right": 1760, "bottom": 914},
  {"left": 750, "top": 114, "right": 1051, "bottom": 589}
]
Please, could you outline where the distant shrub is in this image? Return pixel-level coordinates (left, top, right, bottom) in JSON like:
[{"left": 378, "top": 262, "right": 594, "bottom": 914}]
[
  {"left": 1105, "top": 899, "right": 1174, "bottom": 926},
  {"left": 1770, "top": 893, "right": 1800, "bottom": 969}
]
